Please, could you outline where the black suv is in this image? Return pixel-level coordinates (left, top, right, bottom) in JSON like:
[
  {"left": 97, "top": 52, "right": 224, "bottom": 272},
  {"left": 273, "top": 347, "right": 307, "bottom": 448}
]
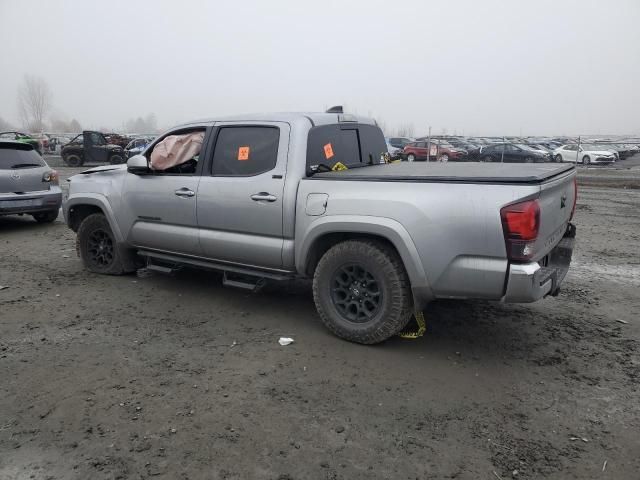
[{"left": 61, "top": 131, "right": 125, "bottom": 167}]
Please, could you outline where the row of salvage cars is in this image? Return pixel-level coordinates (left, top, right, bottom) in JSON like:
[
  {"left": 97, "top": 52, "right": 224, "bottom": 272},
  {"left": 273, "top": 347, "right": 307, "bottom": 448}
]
[{"left": 386, "top": 136, "right": 639, "bottom": 164}]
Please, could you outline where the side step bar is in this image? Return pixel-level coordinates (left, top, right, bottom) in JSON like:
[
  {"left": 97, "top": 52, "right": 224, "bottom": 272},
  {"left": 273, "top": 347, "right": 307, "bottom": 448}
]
[{"left": 137, "top": 250, "right": 295, "bottom": 286}]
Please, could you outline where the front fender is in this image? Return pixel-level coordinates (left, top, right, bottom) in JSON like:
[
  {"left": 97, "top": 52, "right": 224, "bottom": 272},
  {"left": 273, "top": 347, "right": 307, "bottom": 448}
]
[
  {"left": 63, "top": 193, "right": 124, "bottom": 243},
  {"left": 297, "top": 215, "right": 434, "bottom": 308}
]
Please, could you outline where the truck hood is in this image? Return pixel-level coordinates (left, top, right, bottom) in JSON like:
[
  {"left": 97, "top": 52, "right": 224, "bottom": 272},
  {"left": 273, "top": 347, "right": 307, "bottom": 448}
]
[{"left": 78, "top": 164, "right": 127, "bottom": 175}]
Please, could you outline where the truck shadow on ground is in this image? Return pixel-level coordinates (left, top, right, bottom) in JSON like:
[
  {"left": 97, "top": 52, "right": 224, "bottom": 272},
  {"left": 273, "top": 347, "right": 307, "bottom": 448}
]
[
  {"left": 0, "top": 214, "right": 60, "bottom": 232},
  {"left": 152, "top": 268, "right": 552, "bottom": 362}
]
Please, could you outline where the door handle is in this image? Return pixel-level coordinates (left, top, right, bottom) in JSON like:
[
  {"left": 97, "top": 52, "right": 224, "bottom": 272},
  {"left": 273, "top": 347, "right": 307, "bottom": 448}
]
[
  {"left": 251, "top": 192, "right": 277, "bottom": 202},
  {"left": 175, "top": 188, "right": 195, "bottom": 198}
]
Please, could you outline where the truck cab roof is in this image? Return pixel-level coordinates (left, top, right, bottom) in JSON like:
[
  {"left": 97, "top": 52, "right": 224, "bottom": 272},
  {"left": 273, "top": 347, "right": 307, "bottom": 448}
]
[{"left": 178, "top": 112, "right": 378, "bottom": 128}]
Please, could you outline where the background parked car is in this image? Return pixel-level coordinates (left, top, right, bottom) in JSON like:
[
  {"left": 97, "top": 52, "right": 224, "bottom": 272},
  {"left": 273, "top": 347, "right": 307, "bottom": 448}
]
[
  {"left": 480, "top": 143, "right": 551, "bottom": 163},
  {"left": 0, "top": 131, "right": 43, "bottom": 154},
  {"left": 552, "top": 145, "right": 616, "bottom": 164},
  {"left": 387, "top": 137, "right": 414, "bottom": 150},
  {"left": 402, "top": 140, "right": 466, "bottom": 162},
  {"left": 0, "top": 140, "right": 62, "bottom": 223},
  {"left": 61, "top": 131, "right": 126, "bottom": 167},
  {"left": 124, "top": 137, "right": 152, "bottom": 159}
]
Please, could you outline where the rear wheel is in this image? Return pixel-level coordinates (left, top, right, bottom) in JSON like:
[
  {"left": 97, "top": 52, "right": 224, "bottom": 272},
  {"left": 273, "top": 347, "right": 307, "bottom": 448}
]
[
  {"left": 77, "top": 213, "right": 127, "bottom": 275},
  {"left": 407, "top": 153, "right": 416, "bottom": 162},
  {"left": 524, "top": 156, "right": 533, "bottom": 163},
  {"left": 312, "top": 240, "right": 413, "bottom": 344},
  {"left": 482, "top": 155, "right": 493, "bottom": 162},
  {"left": 32, "top": 210, "right": 58, "bottom": 223},
  {"left": 64, "top": 154, "right": 83, "bottom": 167},
  {"left": 582, "top": 155, "right": 590, "bottom": 165}
]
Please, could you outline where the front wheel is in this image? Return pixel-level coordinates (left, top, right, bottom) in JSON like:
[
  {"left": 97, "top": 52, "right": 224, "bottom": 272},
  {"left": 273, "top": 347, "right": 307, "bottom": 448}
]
[
  {"left": 64, "top": 154, "right": 83, "bottom": 167},
  {"left": 406, "top": 153, "right": 416, "bottom": 162},
  {"left": 109, "top": 154, "right": 124, "bottom": 165},
  {"left": 482, "top": 155, "right": 493, "bottom": 162},
  {"left": 555, "top": 154, "right": 563, "bottom": 162},
  {"left": 77, "top": 213, "right": 127, "bottom": 275},
  {"left": 439, "top": 153, "right": 449, "bottom": 162},
  {"left": 524, "top": 156, "right": 533, "bottom": 163},
  {"left": 312, "top": 240, "right": 413, "bottom": 344}
]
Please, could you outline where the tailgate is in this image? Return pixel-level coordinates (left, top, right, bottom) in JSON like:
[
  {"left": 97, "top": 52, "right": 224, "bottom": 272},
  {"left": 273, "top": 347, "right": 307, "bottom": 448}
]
[{"left": 531, "top": 169, "right": 576, "bottom": 261}]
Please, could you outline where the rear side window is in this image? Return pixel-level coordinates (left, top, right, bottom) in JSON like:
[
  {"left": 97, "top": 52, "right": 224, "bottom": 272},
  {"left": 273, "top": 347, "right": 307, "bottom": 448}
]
[
  {"left": 211, "top": 126, "right": 280, "bottom": 176},
  {"left": 0, "top": 146, "right": 45, "bottom": 169},
  {"left": 358, "top": 125, "right": 387, "bottom": 164}
]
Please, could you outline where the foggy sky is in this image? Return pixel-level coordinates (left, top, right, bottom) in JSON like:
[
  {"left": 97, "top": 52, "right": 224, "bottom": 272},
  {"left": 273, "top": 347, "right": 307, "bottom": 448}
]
[{"left": 1, "top": 0, "right": 639, "bottom": 136}]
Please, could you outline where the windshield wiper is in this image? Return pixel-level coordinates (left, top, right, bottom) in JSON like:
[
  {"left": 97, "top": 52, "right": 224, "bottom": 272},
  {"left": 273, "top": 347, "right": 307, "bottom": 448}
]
[{"left": 11, "top": 163, "right": 42, "bottom": 168}]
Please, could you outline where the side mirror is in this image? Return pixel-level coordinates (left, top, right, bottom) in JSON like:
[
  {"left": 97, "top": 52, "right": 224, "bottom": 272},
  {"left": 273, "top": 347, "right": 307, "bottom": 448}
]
[{"left": 127, "top": 154, "right": 150, "bottom": 174}]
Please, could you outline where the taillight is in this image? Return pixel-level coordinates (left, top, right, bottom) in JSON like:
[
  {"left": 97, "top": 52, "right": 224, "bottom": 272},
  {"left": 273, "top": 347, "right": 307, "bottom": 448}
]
[
  {"left": 570, "top": 177, "right": 577, "bottom": 220},
  {"left": 500, "top": 199, "right": 540, "bottom": 261},
  {"left": 43, "top": 170, "right": 59, "bottom": 185}
]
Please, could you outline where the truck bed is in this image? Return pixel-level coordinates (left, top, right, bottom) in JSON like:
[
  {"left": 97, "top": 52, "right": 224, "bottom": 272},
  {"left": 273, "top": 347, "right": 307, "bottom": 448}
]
[{"left": 311, "top": 162, "right": 575, "bottom": 184}]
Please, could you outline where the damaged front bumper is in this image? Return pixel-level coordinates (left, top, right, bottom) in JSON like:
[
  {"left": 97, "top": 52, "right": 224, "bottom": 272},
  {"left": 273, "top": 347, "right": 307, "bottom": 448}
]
[{"left": 502, "top": 223, "right": 576, "bottom": 303}]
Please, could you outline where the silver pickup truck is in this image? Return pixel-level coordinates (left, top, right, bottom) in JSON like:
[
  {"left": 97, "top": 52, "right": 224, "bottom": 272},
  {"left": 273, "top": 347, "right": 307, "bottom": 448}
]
[{"left": 64, "top": 112, "right": 577, "bottom": 344}]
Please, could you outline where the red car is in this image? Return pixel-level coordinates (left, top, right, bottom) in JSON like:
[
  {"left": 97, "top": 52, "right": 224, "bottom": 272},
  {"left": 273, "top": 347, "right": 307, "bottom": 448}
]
[{"left": 402, "top": 140, "right": 466, "bottom": 162}]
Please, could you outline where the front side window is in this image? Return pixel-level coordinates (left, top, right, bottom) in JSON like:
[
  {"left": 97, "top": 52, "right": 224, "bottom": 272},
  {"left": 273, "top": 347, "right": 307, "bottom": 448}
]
[{"left": 211, "top": 126, "right": 280, "bottom": 176}]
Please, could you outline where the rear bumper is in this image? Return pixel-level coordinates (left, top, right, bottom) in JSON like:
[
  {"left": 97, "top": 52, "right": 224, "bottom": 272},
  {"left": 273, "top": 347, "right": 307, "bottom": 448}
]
[
  {"left": 502, "top": 223, "right": 576, "bottom": 303},
  {"left": 0, "top": 187, "right": 62, "bottom": 215}
]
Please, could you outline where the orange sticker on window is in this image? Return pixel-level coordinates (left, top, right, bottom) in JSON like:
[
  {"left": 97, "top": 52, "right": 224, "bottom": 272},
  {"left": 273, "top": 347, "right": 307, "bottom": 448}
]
[
  {"left": 237, "top": 146, "right": 250, "bottom": 161},
  {"left": 323, "top": 143, "right": 334, "bottom": 159}
]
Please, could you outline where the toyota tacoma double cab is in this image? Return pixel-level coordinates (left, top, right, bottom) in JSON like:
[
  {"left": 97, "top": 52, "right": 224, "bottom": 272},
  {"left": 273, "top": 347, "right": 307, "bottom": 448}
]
[{"left": 63, "top": 111, "right": 577, "bottom": 344}]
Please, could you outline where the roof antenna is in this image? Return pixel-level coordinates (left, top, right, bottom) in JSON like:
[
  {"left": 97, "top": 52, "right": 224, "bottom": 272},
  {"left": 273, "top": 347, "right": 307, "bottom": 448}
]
[{"left": 326, "top": 105, "right": 343, "bottom": 114}]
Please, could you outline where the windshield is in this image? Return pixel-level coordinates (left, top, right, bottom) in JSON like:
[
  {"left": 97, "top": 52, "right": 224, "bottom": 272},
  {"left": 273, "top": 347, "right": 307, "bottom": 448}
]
[{"left": 0, "top": 146, "right": 46, "bottom": 169}]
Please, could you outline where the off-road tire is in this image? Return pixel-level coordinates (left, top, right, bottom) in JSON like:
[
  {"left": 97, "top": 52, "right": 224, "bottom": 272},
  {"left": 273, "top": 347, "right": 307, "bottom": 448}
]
[
  {"left": 312, "top": 240, "right": 413, "bottom": 344},
  {"left": 64, "top": 154, "right": 83, "bottom": 167},
  {"left": 32, "top": 210, "right": 59, "bottom": 223},
  {"left": 109, "top": 153, "right": 124, "bottom": 165},
  {"left": 77, "top": 213, "right": 127, "bottom": 275}
]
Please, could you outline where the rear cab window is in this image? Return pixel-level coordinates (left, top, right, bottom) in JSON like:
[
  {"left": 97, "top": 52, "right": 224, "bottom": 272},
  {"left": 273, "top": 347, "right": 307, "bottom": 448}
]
[
  {"left": 306, "top": 123, "right": 387, "bottom": 175},
  {"left": 0, "top": 144, "right": 46, "bottom": 169}
]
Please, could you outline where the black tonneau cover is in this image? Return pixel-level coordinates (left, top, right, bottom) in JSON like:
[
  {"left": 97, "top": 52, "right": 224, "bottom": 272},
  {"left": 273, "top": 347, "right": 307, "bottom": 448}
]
[{"left": 311, "top": 162, "right": 575, "bottom": 184}]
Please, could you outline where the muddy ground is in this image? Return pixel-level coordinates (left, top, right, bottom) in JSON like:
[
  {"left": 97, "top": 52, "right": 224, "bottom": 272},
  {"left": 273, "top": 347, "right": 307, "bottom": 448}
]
[{"left": 1, "top": 166, "right": 639, "bottom": 479}]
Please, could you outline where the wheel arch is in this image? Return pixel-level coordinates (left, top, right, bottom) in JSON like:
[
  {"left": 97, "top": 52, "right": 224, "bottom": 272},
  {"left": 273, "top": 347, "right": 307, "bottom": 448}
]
[
  {"left": 65, "top": 195, "right": 124, "bottom": 242},
  {"left": 298, "top": 216, "right": 433, "bottom": 309}
]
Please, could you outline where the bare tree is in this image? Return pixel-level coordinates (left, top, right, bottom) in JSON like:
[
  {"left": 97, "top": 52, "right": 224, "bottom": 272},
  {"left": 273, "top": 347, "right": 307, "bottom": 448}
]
[
  {"left": 69, "top": 119, "right": 82, "bottom": 132},
  {"left": 397, "top": 122, "right": 415, "bottom": 138},
  {"left": 18, "top": 74, "right": 52, "bottom": 132}
]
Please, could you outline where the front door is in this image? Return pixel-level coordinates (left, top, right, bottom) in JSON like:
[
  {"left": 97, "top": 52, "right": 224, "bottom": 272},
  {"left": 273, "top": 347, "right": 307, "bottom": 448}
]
[
  {"left": 196, "top": 122, "right": 289, "bottom": 269},
  {"left": 84, "top": 132, "right": 109, "bottom": 163},
  {"left": 121, "top": 128, "right": 207, "bottom": 256}
]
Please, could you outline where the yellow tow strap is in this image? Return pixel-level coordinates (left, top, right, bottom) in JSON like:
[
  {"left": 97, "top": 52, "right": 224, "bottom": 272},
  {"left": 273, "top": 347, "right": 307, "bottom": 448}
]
[{"left": 398, "top": 311, "right": 427, "bottom": 339}]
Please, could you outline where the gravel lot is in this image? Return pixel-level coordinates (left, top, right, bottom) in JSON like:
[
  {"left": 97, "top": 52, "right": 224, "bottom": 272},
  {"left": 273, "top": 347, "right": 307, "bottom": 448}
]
[{"left": 1, "top": 162, "right": 639, "bottom": 479}]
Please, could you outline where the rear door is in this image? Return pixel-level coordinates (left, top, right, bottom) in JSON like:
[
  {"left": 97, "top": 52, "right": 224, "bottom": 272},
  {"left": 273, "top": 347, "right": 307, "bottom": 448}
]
[{"left": 196, "top": 122, "right": 289, "bottom": 269}]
